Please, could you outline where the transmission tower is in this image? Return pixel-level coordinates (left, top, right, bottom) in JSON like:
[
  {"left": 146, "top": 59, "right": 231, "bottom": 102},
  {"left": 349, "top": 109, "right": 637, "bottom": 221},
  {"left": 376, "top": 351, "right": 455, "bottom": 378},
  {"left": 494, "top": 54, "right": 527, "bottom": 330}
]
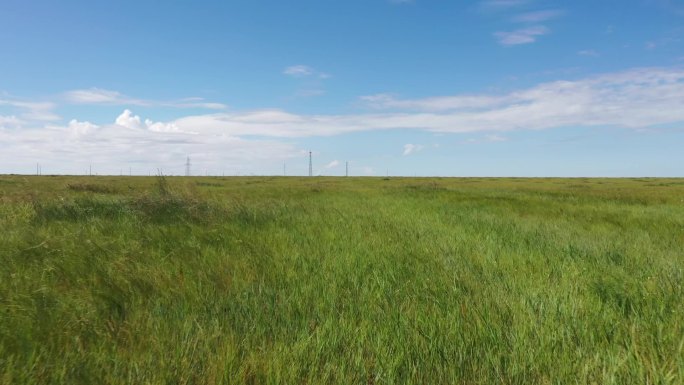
[
  {"left": 185, "top": 156, "right": 191, "bottom": 177},
  {"left": 308, "top": 151, "right": 313, "bottom": 177}
]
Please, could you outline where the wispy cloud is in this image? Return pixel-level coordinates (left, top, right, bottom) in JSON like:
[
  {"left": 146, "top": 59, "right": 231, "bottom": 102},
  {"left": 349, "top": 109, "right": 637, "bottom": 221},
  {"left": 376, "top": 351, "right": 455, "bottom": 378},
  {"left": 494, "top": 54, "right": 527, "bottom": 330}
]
[
  {"left": 64, "top": 88, "right": 228, "bottom": 110},
  {"left": 325, "top": 160, "right": 340, "bottom": 168},
  {"left": 165, "top": 67, "right": 684, "bottom": 137},
  {"left": 65, "top": 88, "right": 136, "bottom": 104},
  {"left": 494, "top": 26, "right": 549, "bottom": 45},
  {"left": 403, "top": 144, "right": 424, "bottom": 155},
  {"left": 361, "top": 93, "right": 507, "bottom": 111},
  {"left": 485, "top": 134, "right": 508, "bottom": 142},
  {"left": 578, "top": 49, "right": 599, "bottom": 57},
  {"left": 512, "top": 10, "right": 564, "bottom": 23},
  {"left": 4, "top": 67, "right": 684, "bottom": 174},
  {"left": 0, "top": 99, "right": 60, "bottom": 122},
  {"left": 283, "top": 65, "right": 314, "bottom": 77},
  {"left": 283, "top": 65, "right": 329, "bottom": 79},
  {"left": 0, "top": 115, "right": 24, "bottom": 128}
]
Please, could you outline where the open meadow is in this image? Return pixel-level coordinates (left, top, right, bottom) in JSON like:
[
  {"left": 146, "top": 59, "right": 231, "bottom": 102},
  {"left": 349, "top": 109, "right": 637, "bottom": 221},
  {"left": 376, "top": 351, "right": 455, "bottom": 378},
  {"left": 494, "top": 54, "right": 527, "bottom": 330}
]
[{"left": 1, "top": 175, "right": 683, "bottom": 384}]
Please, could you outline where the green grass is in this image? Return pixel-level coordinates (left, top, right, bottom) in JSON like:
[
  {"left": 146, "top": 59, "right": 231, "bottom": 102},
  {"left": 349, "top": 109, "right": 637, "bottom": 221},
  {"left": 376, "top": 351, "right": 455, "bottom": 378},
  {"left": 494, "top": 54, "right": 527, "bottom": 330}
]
[{"left": 1, "top": 175, "right": 683, "bottom": 384}]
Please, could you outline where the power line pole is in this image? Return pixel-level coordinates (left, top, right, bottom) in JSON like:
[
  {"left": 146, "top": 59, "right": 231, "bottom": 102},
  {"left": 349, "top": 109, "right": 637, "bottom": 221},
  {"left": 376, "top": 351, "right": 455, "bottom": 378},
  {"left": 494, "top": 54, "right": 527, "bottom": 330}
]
[
  {"left": 346, "top": 161, "right": 348, "bottom": 177},
  {"left": 308, "top": 151, "right": 313, "bottom": 177},
  {"left": 185, "top": 156, "right": 191, "bottom": 177},
  {"left": 283, "top": 162, "right": 286, "bottom": 176}
]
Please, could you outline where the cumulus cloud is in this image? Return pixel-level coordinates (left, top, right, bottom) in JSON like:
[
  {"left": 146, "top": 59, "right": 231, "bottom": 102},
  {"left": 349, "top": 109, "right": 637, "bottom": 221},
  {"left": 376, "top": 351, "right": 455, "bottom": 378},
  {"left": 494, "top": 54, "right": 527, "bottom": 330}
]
[
  {"left": 67, "top": 119, "right": 99, "bottom": 135},
  {"left": 0, "top": 111, "right": 298, "bottom": 175},
  {"left": 403, "top": 144, "right": 424, "bottom": 155},
  {"left": 115, "top": 109, "right": 143, "bottom": 129},
  {"left": 4, "top": 67, "right": 684, "bottom": 174},
  {"left": 494, "top": 26, "right": 550, "bottom": 45},
  {"left": 115, "top": 109, "right": 180, "bottom": 132}
]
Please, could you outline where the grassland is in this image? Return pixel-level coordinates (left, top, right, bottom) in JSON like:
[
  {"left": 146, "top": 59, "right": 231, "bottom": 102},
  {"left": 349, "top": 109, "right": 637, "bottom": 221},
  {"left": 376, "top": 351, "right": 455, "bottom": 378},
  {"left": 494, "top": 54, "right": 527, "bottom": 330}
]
[{"left": 1, "top": 175, "right": 683, "bottom": 384}]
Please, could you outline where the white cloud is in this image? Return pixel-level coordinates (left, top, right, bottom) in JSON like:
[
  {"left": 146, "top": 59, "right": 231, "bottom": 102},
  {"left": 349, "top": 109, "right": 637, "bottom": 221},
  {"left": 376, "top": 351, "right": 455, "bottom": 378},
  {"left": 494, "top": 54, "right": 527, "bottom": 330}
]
[
  {"left": 66, "top": 88, "right": 133, "bottom": 104},
  {"left": 67, "top": 119, "right": 99, "bottom": 135},
  {"left": 0, "top": 112, "right": 298, "bottom": 175},
  {"left": 494, "top": 26, "right": 550, "bottom": 45},
  {"left": 325, "top": 160, "right": 340, "bottom": 168},
  {"left": 512, "top": 10, "right": 564, "bottom": 23},
  {"left": 164, "top": 67, "right": 684, "bottom": 137},
  {"left": 578, "top": 49, "right": 599, "bottom": 57},
  {"left": 115, "top": 109, "right": 180, "bottom": 132},
  {"left": 361, "top": 93, "right": 507, "bottom": 111},
  {"left": 283, "top": 65, "right": 315, "bottom": 77},
  {"left": 65, "top": 88, "right": 227, "bottom": 110},
  {"left": 115, "top": 109, "right": 143, "bottom": 129},
  {"left": 403, "top": 144, "right": 424, "bottom": 156},
  {"left": 283, "top": 65, "right": 330, "bottom": 80},
  {"left": 4, "top": 67, "right": 684, "bottom": 174},
  {"left": 0, "top": 99, "right": 60, "bottom": 122},
  {"left": 485, "top": 134, "right": 508, "bottom": 142},
  {"left": 0, "top": 115, "right": 23, "bottom": 128}
]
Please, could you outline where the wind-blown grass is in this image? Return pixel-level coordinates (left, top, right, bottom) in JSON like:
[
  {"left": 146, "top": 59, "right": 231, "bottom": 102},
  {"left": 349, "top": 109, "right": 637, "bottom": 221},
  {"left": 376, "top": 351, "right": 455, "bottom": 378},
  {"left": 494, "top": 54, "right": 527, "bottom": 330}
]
[{"left": 1, "top": 176, "right": 683, "bottom": 384}]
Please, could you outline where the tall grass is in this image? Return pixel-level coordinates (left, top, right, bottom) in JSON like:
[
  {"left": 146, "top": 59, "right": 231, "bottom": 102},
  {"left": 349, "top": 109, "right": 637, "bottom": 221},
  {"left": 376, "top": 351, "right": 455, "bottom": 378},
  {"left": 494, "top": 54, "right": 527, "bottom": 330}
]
[{"left": 1, "top": 176, "right": 683, "bottom": 384}]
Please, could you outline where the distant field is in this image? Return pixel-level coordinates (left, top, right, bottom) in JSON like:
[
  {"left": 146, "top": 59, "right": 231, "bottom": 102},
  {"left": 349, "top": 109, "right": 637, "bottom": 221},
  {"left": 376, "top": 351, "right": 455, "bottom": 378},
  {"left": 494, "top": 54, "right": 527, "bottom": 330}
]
[{"left": 1, "top": 175, "right": 683, "bottom": 384}]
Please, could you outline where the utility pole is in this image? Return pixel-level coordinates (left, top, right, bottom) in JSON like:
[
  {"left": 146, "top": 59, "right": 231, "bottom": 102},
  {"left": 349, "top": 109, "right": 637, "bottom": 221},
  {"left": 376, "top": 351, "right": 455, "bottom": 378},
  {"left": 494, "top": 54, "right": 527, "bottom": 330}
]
[
  {"left": 346, "top": 161, "right": 348, "bottom": 177},
  {"left": 283, "top": 162, "right": 286, "bottom": 176},
  {"left": 308, "top": 151, "right": 313, "bottom": 177},
  {"left": 89, "top": 164, "right": 92, "bottom": 176},
  {"left": 185, "top": 156, "right": 191, "bottom": 177}
]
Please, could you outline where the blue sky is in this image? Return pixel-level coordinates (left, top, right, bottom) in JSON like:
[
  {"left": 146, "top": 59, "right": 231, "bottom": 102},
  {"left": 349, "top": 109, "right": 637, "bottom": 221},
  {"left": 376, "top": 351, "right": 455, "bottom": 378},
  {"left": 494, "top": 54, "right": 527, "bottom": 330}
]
[{"left": 1, "top": 0, "right": 683, "bottom": 176}]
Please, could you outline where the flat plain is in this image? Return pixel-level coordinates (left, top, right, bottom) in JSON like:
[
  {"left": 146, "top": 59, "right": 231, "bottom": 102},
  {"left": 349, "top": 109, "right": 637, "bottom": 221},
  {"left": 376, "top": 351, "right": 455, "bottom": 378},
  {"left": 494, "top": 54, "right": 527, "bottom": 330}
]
[{"left": 1, "top": 175, "right": 683, "bottom": 384}]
